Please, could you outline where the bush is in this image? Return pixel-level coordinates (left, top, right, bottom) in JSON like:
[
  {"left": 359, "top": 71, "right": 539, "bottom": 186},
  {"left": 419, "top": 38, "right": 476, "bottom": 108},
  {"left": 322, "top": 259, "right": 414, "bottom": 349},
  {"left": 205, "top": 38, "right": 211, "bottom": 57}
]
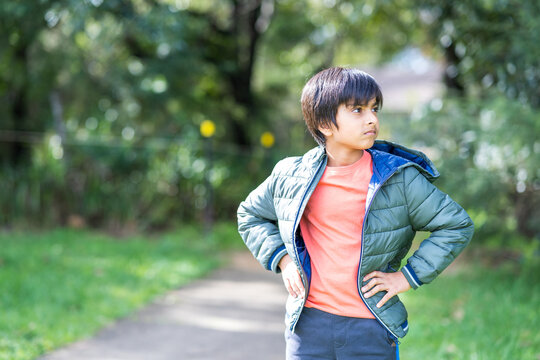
[
  {"left": 0, "top": 133, "right": 275, "bottom": 232},
  {"left": 387, "top": 92, "right": 539, "bottom": 243}
]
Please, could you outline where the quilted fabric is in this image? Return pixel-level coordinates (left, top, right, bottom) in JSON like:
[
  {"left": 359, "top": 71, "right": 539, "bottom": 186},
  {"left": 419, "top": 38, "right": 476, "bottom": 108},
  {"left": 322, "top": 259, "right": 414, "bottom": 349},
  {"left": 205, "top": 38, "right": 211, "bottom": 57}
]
[{"left": 237, "top": 140, "right": 474, "bottom": 339}]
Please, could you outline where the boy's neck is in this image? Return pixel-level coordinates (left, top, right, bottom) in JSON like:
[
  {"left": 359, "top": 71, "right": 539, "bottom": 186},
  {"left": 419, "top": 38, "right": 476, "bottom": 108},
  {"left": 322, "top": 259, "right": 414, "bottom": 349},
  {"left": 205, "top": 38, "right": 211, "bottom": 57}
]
[{"left": 325, "top": 148, "right": 365, "bottom": 167}]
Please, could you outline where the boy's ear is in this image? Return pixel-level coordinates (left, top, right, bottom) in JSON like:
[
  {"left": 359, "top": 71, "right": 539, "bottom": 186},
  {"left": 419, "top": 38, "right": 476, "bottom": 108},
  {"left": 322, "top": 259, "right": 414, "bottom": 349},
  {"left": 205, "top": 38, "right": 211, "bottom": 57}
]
[{"left": 318, "top": 125, "right": 333, "bottom": 137}]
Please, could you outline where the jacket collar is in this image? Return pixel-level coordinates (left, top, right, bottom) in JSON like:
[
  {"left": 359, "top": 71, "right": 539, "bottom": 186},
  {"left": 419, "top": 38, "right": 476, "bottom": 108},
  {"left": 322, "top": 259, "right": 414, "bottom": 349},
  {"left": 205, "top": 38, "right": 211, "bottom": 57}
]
[
  {"left": 301, "top": 140, "right": 439, "bottom": 183},
  {"left": 368, "top": 140, "right": 439, "bottom": 183},
  {"left": 301, "top": 145, "right": 326, "bottom": 170}
]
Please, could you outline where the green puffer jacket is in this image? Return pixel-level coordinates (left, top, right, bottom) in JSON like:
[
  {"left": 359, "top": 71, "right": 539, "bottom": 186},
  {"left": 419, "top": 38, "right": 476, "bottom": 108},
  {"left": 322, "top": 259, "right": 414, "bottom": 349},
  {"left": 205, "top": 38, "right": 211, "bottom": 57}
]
[{"left": 237, "top": 140, "right": 474, "bottom": 340}]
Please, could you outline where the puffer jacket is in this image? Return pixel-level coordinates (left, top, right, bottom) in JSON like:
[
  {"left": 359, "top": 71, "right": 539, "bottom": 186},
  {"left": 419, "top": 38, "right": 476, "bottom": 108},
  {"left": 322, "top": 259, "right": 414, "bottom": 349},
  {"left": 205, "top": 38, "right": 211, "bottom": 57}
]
[{"left": 237, "top": 140, "right": 474, "bottom": 340}]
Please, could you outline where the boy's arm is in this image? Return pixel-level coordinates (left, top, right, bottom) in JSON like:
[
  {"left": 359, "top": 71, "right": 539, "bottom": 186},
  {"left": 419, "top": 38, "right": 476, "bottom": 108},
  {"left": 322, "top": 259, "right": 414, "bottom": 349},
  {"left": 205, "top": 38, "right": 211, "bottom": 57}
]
[
  {"left": 400, "top": 167, "right": 475, "bottom": 289},
  {"left": 237, "top": 171, "right": 288, "bottom": 274}
]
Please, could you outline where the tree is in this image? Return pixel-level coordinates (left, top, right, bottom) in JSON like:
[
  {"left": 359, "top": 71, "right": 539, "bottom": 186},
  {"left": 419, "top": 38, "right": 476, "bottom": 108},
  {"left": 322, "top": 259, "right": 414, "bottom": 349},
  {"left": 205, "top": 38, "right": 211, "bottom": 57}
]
[
  {"left": 0, "top": 1, "right": 67, "bottom": 166},
  {"left": 385, "top": 0, "right": 540, "bottom": 241}
]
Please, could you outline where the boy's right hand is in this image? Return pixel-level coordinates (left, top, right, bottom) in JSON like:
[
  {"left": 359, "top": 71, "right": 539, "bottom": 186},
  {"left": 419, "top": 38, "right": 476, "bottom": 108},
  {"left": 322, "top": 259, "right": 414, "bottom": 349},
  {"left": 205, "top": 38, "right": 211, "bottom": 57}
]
[{"left": 278, "top": 254, "right": 305, "bottom": 299}]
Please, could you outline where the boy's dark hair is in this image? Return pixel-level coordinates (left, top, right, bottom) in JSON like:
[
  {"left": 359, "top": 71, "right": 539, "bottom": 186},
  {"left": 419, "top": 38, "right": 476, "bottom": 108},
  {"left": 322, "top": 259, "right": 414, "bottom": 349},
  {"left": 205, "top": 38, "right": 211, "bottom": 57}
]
[{"left": 301, "top": 67, "right": 383, "bottom": 146}]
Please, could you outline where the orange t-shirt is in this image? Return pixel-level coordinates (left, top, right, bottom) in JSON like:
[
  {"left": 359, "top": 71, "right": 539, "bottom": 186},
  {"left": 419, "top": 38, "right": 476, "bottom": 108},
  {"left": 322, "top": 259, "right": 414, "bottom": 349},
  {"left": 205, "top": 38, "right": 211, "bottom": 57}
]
[{"left": 299, "top": 151, "right": 375, "bottom": 318}]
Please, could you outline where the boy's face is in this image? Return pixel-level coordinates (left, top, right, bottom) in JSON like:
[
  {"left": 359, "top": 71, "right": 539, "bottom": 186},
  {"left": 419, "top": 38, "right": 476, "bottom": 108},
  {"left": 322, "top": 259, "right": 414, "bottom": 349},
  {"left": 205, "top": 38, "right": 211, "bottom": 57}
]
[{"left": 319, "top": 97, "right": 379, "bottom": 152}]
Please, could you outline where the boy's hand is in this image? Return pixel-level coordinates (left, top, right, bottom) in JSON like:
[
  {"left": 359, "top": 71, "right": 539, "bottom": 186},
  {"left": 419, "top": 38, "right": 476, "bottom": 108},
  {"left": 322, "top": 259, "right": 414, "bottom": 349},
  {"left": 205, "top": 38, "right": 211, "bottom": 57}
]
[
  {"left": 361, "top": 271, "right": 411, "bottom": 308},
  {"left": 278, "top": 254, "right": 305, "bottom": 299}
]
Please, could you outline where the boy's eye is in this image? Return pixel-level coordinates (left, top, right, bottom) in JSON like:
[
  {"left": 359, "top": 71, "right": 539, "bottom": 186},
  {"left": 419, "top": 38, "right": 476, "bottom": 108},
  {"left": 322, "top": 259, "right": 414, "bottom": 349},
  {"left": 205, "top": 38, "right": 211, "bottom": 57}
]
[{"left": 352, "top": 106, "right": 379, "bottom": 113}]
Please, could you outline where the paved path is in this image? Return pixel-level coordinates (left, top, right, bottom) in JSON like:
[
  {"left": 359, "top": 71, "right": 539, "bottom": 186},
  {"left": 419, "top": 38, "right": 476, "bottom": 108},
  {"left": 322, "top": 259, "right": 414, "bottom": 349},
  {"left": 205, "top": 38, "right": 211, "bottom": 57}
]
[{"left": 40, "top": 252, "right": 288, "bottom": 360}]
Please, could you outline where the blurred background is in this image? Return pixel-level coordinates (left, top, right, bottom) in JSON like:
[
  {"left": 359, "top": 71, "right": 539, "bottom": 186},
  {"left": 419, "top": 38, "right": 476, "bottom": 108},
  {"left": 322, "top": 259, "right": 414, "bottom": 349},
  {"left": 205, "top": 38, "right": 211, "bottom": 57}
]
[
  {"left": 1, "top": 0, "right": 539, "bottom": 241},
  {"left": 1, "top": 0, "right": 539, "bottom": 359}
]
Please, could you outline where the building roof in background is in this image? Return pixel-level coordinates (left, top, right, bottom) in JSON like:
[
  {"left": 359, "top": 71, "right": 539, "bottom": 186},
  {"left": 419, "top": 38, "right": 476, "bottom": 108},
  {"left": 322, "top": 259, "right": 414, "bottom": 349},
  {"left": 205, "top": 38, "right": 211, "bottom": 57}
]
[{"left": 360, "top": 48, "right": 445, "bottom": 113}]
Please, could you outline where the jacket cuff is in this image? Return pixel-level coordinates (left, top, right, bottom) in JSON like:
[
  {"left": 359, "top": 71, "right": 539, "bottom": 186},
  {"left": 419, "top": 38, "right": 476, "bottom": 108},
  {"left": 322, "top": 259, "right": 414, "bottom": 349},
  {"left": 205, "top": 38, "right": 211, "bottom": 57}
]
[
  {"left": 401, "top": 263, "right": 423, "bottom": 290},
  {"left": 268, "top": 245, "right": 288, "bottom": 273}
]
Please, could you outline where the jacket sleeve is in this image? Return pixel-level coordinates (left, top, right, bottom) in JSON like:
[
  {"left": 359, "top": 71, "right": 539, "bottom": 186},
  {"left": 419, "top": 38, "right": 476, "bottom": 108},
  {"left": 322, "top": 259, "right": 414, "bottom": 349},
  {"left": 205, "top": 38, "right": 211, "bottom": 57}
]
[
  {"left": 237, "top": 168, "right": 288, "bottom": 274},
  {"left": 400, "top": 167, "right": 474, "bottom": 289}
]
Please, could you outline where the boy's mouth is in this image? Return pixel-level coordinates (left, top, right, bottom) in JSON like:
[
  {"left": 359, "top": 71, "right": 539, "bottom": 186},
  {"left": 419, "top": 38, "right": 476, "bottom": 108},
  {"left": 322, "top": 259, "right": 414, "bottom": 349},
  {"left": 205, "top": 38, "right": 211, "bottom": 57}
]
[{"left": 364, "top": 130, "right": 377, "bottom": 135}]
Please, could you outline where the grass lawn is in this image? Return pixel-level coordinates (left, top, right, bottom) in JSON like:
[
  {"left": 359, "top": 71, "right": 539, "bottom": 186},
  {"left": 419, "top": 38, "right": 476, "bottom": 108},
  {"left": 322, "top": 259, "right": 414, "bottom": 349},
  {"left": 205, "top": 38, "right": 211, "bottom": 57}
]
[
  {"left": 1, "top": 224, "right": 539, "bottom": 360},
  {"left": 400, "top": 249, "right": 540, "bottom": 360},
  {"left": 0, "top": 223, "right": 240, "bottom": 360}
]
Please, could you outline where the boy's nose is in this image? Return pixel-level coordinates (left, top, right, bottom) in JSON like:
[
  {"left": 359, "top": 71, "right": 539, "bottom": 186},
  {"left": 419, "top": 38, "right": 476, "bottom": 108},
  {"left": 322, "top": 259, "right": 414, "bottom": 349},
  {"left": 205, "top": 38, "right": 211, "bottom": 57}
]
[{"left": 367, "top": 112, "right": 378, "bottom": 124}]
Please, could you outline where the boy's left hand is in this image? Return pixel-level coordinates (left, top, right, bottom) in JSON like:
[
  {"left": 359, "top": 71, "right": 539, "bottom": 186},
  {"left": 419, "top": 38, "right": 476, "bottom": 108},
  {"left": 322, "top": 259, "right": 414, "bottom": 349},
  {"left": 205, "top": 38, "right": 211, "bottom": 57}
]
[{"left": 361, "top": 271, "right": 411, "bottom": 308}]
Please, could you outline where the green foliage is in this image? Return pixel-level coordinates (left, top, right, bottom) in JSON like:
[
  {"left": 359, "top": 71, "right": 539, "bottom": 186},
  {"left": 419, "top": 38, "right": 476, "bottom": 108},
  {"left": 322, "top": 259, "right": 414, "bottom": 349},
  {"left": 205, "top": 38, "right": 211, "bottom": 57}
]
[
  {"left": 0, "top": 0, "right": 538, "bottom": 242},
  {"left": 0, "top": 137, "right": 270, "bottom": 230},
  {"left": 387, "top": 93, "right": 539, "bottom": 241},
  {"left": 414, "top": 0, "right": 540, "bottom": 104},
  {"left": 0, "top": 0, "right": 324, "bottom": 230},
  {"left": 0, "top": 224, "right": 238, "bottom": 360},
  {"left": 371, "top": 0, "right": 540, "bottom": 241}
]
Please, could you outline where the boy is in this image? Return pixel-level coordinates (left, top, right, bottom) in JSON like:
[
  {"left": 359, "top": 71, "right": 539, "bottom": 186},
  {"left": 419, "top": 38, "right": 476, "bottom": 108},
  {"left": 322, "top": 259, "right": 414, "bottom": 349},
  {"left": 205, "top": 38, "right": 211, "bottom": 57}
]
[{"left": 237, "top": 67, "right": 474, "bottom": 360}]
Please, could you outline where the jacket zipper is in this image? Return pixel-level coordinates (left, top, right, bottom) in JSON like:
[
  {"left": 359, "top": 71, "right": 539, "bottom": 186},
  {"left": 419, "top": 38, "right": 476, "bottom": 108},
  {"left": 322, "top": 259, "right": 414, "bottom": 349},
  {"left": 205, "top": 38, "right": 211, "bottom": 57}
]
[
  {"left": 290, "top": 158, "right": 326, "bottom": 329},
  {"left": 357, "top": 167, "right": 402, "bottom": 342},
  {"left": 289, "top": 153, "right": 407, "bottom": 339}
]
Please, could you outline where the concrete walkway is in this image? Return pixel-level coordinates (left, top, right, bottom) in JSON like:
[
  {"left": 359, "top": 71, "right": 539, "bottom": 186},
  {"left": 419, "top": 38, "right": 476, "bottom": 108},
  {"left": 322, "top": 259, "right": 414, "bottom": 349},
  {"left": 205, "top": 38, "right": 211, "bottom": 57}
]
[{"left": 40, "top": 252, "right": 288, "bottom": 360}]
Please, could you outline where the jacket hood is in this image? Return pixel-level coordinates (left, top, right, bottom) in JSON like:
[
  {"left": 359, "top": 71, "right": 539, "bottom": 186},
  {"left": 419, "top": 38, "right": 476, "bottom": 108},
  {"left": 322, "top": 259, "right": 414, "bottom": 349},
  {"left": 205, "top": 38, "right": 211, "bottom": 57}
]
[
  {"left": 302, "top": 140, "right": 439, "bottom": 183},
  {"left": 369, "top": 140, "right": 439, "bottom": 182}
]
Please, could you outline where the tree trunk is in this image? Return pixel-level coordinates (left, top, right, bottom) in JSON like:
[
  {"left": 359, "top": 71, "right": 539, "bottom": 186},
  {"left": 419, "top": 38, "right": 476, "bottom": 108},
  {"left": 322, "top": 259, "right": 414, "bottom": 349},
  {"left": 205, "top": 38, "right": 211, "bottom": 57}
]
[
  {"left": 226, "top": 0, "right": 263, "bottom": 147},
  {"left": 514, "top": 188, "right": 539, "bottom": 239},
  {"left": 8, "top": 44, "right": 31, "bottom": 167},
  {"left": 438, "top": 4, "right": 465, "bottom": 94},
  {"left": 186, "top": 0, "right": 275, "bottom": 148}
]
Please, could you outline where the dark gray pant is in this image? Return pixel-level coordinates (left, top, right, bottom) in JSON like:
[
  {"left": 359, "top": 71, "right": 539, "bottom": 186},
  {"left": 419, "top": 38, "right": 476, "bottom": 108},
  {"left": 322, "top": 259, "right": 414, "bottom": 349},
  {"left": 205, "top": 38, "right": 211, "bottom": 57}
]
[{"left": 285, "top": 307, "right": 398, "bottom": 360}]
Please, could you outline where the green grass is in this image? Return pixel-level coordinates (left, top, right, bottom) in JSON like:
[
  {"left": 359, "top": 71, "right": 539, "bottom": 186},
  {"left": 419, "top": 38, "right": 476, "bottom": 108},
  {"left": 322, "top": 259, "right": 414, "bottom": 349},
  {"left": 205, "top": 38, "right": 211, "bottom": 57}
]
[
  {"left": 400, "top": 254, "right": 540, "bottom": 359},
  {"left": 0, "top": 223, "right": 241, "bottom": 360},
  {"left": 2, "top": 224, "right": 539, "bottom": 360}
]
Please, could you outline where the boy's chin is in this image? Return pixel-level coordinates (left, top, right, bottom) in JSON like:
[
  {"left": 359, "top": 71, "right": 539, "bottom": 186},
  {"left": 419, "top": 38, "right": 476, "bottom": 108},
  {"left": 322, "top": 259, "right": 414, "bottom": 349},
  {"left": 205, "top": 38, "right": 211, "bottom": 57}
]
[{"left": 360, "top": 138, "right": 377, "bottom": 149}]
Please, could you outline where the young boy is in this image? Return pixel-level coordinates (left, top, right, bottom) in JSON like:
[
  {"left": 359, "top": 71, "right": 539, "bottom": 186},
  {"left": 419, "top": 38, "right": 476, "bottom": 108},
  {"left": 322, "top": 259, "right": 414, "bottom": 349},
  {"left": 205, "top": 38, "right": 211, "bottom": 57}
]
[{"left": 237, "top": 67, "right": 474, "bottom": 360}]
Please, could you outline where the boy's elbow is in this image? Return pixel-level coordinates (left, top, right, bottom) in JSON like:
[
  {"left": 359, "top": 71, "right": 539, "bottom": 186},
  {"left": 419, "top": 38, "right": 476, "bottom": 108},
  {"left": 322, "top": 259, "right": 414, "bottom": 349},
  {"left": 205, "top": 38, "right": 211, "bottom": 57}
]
[
  {"left": 237, "top": 198, "right": 257, "bottom": 221},
  {"left": 237, "top": 200, "right": 247, "bottom": 219},
  {"left": 237, "top": 201, "right": 253, "bottom": 228},
  {"left": 461, "top": 214, "right": 475, "bottom": 245},
  {"left": 468, "top": 218, "right": 475, "bottom": 239},
  {"left": 467, "top": 214, "right": 474, "bottom": 231},
  {"left": 447, "top": 212, "right": 474, "bottom": 248}
]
